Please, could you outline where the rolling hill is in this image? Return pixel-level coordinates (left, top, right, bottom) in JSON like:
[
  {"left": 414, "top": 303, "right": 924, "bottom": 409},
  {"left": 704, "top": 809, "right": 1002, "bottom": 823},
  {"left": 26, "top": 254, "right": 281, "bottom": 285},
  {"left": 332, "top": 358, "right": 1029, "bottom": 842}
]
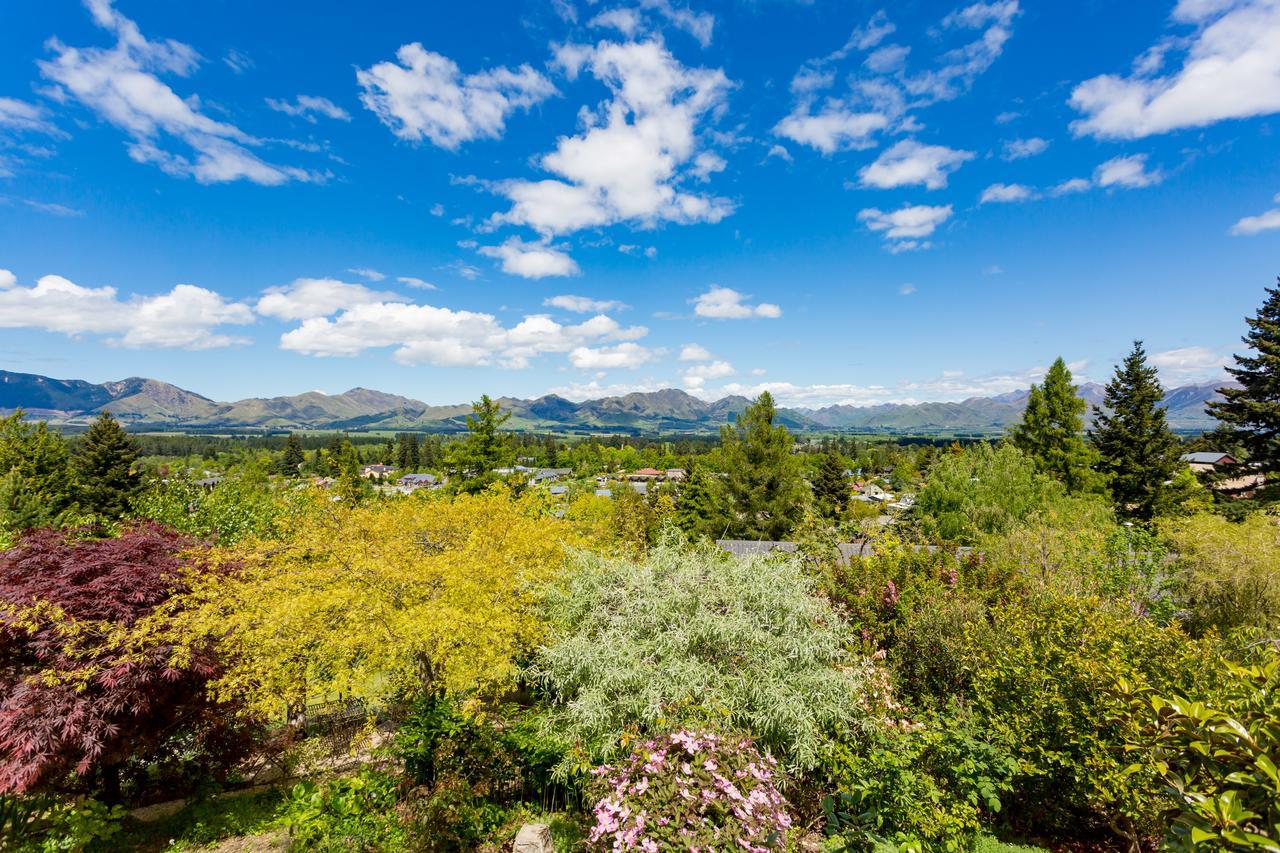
[{"left": 0, "top": 369, "right": 1229, "bottom": 434}]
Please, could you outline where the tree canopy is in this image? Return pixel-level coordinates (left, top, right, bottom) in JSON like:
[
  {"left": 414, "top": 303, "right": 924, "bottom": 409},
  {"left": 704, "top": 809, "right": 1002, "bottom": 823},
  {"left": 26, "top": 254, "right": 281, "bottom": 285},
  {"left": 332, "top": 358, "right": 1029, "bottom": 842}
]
[
  {"left": 719, "top": 392, "right": 807, "bottom": 540},
  {"left": 1011, "top": 358, "right": 1102, "bottom": 494}
]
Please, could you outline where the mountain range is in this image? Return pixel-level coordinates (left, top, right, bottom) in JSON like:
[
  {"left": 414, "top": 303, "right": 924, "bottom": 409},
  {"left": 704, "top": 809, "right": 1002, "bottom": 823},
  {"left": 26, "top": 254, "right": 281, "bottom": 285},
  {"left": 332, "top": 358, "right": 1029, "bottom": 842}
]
[{"left": 0, "top": 370, "right": 1229, "bottom": 435}]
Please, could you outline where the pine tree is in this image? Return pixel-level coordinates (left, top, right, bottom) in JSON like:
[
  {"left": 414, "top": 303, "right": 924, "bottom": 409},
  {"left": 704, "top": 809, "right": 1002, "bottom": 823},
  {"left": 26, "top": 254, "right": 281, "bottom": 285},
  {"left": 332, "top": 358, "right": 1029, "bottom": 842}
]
[
  {"left": 0, "top": 411, "right": 77, "bottom": 533},
  {"left": 445, "top": 395, "right": 512, "bottom": 494},
  {"left": 1010, "top": 357, "right": 1102, "bottom": 494},
  {"left": 324, "top": 435, "right": 345, "bottom": 476},
  {"left": 673, "top": 459, "right": 727, "bottom": 540},
  {"left": 74, "top": 411, "right": 141, "bottom": 519},
  {"left": 396, "top": 433, "right": 420, "bottom": 471},
  {"left": 720, "top": 392, "right": 807, "bottom": 540},
  {"left": 1091, "top": 341, "right": 1181, "bottom": 520},
  {"left": 1207, "top": 279, "right": 1280, "bottom": 491},
  {"left": 279, "top": 432, "right": 305, "bottom": 476},
  {"left": 812, "top": 449, "right": 851, "bottom": 521}
]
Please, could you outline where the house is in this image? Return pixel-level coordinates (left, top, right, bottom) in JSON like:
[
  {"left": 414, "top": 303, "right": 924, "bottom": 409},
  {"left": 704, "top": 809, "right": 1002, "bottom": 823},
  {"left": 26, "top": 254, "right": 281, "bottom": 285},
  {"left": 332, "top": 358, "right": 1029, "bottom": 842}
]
[
  {"left": 859, "top": 483, "right": 887, "bottom": 498},
  {"left": 193, "top": 476, "right": 224, "bottom": 488},
  {"left": 530, "top": 467, "right": 573, "bottom": 484},
  {"left": 629, "top": 467, "right": 663, "bottom": 480},
  {"left": 397, "top": 472, "right": 438, "bottom": 489},
  {"left": 629, "top": 481, "right": 649, "bottom": 495},
  {"left": 665, "top": 468, "right": 687, "bottom": 481},
  {"left": 361, "top": 464, "right": 396, "bottom": 479},
  {"left": 1182, "top": 451, "right": 1237, "bottom": 473},
  {"left": 548, "top": 485, "right": 569, "bottom": 497},
  {"left": 594, "top": 488, "right": 613, "bottom": 498}
]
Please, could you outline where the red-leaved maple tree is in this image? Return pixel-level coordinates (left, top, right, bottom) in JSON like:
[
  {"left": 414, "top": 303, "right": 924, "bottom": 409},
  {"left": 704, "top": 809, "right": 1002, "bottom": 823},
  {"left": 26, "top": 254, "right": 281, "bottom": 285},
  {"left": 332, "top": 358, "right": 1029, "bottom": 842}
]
[{"left": 0, "top": 523, "right": 252, "bottom": 800}]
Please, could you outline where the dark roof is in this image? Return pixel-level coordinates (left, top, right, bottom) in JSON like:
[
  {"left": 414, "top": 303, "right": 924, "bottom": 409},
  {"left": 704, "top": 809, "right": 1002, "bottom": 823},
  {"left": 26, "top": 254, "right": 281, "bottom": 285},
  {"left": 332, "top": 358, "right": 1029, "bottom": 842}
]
[
  {"left": 398, "top": 473, "right": 437, "bottom": 483},
  {"left": 1182, "top": 452, "right": 1235, "bottom": 464}
]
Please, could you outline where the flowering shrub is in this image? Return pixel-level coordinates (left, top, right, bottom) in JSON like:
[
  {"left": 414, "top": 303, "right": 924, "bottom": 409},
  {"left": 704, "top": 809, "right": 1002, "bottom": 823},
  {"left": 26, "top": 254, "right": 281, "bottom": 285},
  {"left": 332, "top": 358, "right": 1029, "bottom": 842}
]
[{"left": 587, "top": 730, "right": 791, "bottom": 852}]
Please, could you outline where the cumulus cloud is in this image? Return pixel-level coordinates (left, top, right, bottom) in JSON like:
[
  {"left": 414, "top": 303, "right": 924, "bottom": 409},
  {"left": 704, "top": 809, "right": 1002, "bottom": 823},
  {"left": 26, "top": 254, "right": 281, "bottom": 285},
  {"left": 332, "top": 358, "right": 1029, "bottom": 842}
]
[
  {"left": 0, "top": 268, "right": 252, "bottom": 349},
  {"left": 980, "top": 182, "right": 1036, "bottom": 203},
  {"left": 1052, "top": 177, "right": 1092, "bottom": 195},
  {"left": 858, "top": 139, "right": 973, "bottom": 189},
  {"left": 357, "top": 43, "right": 556, "bottom": 149},
  {"left": 569, "top": 342, "right": 656, "bottom": 369},
  {"left": 1149, "top": 345, "right": 1229, "bottom": 382},
  {"left": 1230, "top": 193, "right": 1280, "bottom": 234},
  {"left": 1001, "top": 136, "right": 1048, "bottom": 159},
  {"left": 490, "top": 40, "right": 733, "bottom": 235},
  {"left": 38, "top": 0, "right": 320, "bottom": 185},
  {"left": 682, "top": 358, "right": 734, "bottom": 388},
  {"left": 692, "top": 286, "right": 782, "bottom": 319},
  {"left": 679, "top": 342, "right": 712, "bottom": 361},
  {"left": 279, "top": 299, "right": 648, "bottom": 368},
  {"left": 265, "top": 95, "right": 350, "bottom": 122},
  {"left": 1094, "top": 153, "right": 1163, "bottom": 188},
  {"left": 775, "top": 3, "right": 1020, "bottom": 153},
  {"left": 1071, "top": 0, "right": 1280, "bottom": 138},
  {"left": 256, "top": 277, "right": 401, "bottom": 321},
  {"left": 544, "top": 294, "right": 629, "bottom": 313},
  {"left": 478, "top": 237, "right": 580, "bottom": 278},
  {"left": 588, "top": 0, "right": 715, "bottom": 47},
  {"left": 858, "top": 203, "right": 952, "bottom": 251}
]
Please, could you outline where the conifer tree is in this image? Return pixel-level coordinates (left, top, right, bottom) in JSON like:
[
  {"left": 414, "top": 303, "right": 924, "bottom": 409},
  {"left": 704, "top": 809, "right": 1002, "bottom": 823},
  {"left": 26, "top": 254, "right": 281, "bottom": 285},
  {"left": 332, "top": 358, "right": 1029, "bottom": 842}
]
[
  {"left": 812, "top": 449, "right": 851, "bottom": 521},
  {"left": 719, "top": 392, "right": 807, "bottom": 540},
  {"left": 446, "top": 395, "right": 512, "bottom": 494},
  {"left": 74, "top": 411, "right": 140, "bottom": 519},
  {"left": 1091, "top": 341, "right": 1181, "bottom": 520},
  {"left": 1010, "top": 358, "right": 1102, "bottom": 494},
  {"left": 396, "top": 433, "right": 420, "bottom": 471},
  {"left": 1207, "top": 279, "right": 1280, "bottom": 491},
  {"left": 0, "top": 411, "right": 77, "bottom": 533},
  {"left": 279, "top": 432, "right": 305, "bottom": 476},
  {"left": 673, "top": 459, "right": 727, "bottom": 540}
]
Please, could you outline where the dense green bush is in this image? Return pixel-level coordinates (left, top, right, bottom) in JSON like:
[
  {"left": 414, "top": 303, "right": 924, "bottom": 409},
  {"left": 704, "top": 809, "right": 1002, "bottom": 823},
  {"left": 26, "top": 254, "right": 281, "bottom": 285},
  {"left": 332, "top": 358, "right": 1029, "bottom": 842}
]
[
  {"left": 957, "top": 590, "right": 1218, "bottom": 845},
  {"left": 281, "top": 769, "right": 407, "bottom": 852},
  {"left": 1124, "top": 639, "right": 1280, "bottom": 851},
  {"left": 0, "top": 794, "right": 124, "bottom": 852},
  {"left": 530, "top": 535, "right": 878, "bottom": 775},
  {"left": 587, "top": 729, "right": 791, "bottom": 852},
  {"left": 131, "top": 466, "right": 297, "bottom": 545},
  {"left": 1160, "top": 513, "right": 1280, "bottom": 635}
]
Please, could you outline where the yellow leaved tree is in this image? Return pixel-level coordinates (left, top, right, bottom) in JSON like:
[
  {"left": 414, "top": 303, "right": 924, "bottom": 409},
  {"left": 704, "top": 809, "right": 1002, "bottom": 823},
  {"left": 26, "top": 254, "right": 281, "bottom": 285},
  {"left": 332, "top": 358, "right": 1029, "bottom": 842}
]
[{"left": 161, "top": 488, "right": 579, "bottom": 720}]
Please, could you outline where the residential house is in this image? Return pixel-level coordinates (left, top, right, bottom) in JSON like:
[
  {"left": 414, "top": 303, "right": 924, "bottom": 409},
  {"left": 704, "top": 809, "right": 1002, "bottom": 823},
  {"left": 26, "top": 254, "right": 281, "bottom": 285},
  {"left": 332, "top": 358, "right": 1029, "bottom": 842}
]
[
  {"left": 397, "top": 473, "right": 438, "bottom": 490},
  {"left": 1181, "top": 451, "right": 1237, "bottom": 473},
  {"left": 361, "top": 464, "right": 397, "bottom": 479}
]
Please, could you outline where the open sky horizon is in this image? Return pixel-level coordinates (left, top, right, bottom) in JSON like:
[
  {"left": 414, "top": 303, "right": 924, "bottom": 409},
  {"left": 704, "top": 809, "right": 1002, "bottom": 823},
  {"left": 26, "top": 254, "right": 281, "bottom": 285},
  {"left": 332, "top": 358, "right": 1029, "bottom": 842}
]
[{"left": 2, "top": 0, "right": 1278, "bottom": 407}]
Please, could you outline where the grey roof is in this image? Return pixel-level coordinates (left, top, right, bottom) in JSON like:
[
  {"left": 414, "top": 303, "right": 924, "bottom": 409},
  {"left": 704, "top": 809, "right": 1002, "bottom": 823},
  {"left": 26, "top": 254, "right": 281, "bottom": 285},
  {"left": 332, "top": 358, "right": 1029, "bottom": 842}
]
[
  {"left": 398, "top": 473, "right": 437, "bottom": 483},
  {"left": 1182, "top": 451, "right": 1234, "bottom": 464},
  {"left": 594, "top": 488, "right": 612, "bottom": 497},
  {"left": 548, "top": 485, "right": 568, "bottom": 495},
  {"left": 629, "top": 481, "right": 649, "bottom": 494}
]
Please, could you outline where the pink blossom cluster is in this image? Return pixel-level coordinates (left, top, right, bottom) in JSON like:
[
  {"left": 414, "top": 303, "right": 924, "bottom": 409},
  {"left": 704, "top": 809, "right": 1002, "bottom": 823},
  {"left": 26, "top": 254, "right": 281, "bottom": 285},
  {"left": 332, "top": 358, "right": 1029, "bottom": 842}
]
[{"left": 587, "top": 729, "right": 791, "bottom": 852}]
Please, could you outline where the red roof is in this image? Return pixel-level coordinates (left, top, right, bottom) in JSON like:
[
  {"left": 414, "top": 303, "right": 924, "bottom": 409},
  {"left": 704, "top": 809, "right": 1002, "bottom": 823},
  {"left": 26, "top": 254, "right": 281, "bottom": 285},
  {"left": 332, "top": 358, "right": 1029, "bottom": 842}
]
[{"left": 633, "top": 468, "right": 663, "bottom": 476}]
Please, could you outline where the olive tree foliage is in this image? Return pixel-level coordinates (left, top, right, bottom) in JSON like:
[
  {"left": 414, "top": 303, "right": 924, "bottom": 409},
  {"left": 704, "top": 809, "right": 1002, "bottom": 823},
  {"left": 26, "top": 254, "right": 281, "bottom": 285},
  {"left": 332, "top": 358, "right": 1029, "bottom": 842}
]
[
  {"left": 155, "top": 489, "right": 577, "bottom": 720},
  {"left": 529, "top": 534, "right": 879, "bottom": 776}
]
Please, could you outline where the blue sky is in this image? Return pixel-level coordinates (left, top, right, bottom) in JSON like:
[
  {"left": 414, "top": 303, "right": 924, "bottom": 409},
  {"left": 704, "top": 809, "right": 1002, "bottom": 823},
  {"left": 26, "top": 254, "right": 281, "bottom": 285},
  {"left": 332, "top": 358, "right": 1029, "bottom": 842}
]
[{"left": 1, "top": 0, "right": 1278, "bottom": 407}]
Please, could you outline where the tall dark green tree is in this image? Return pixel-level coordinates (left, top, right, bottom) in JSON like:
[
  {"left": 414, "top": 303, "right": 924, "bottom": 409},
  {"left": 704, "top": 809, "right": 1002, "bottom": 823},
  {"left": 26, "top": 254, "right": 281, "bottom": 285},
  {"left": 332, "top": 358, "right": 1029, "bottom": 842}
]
[
  {"left": 1010, "top": 357, "right": 1102, "bottom": 494},
  {"left": 445, "top": 395, "right": 512, "bottom": 494},
  {"left": 278, "top": 432, "right": 306, "bottom": 476},
  {"left": 75, "top": 411, "right": 141, "bottom": 519},
  {"left": 673, "top": 459, "right": 727, "bottom": 540},
  {"left": 1207, "top": 279, "right": 1280, "bottom": 494},
  {"left": 0, "top": 411, "right": 77, "bottom": 533},
  {"left": 719, "top": 392, "right": 807, "bottom": 540},
  {"left": 1091, "top": 341, "right": 1181, "bottom": 520},
  {"left": 396, "top": 433, "right": 420, "bottom": 471},
  {"left": 812, "top": 449, "right": 851, "bottom": 521}
]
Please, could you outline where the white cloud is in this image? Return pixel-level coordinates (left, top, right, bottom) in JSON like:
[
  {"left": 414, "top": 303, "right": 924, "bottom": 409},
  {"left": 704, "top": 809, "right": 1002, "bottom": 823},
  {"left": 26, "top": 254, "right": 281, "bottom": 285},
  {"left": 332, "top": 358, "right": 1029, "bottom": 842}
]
[
  {"left": 279, "top": 298, "right": 647, "bottom": 368},
  {"left": 397, "top": 276, "right": 437, "bottom": 290},
  {"left": 679, "top": 342, "right": 712, "bottom": 361},
  {"left": 858, "top": 203, "right": 952, "bottom": 250},
  {"left": 980, "top": 182, "right": 1036, "bottom": 203},
  {"left": 38, "top": 0, "right": 320, "bottom": 185},
  {"left": 588, "top": 1, "right": 716, "bottom": 47},
  {"left": 265, "top": 95, "right": 350, "bottom": 122},
  {"left": 478, "top": 237, "right": 580, "bottom": 278},
  {"left": 545, "top": 294, "right": 629, "bottom": 313},
  {"left": 774, "top": 104, "right": 891, "bottom": 154},
  {"left": 692, "top": 286, "right": 782, "bottom": 319},
  {"left": 1230, "top": 198, "right": 1280, "bottom": 235},
  {"left": 256, "top": 277, "right": 400, "bottom": 321},
  {"left": 1052, "top": 177, "right": 1092, "bottom": 195},
  {"left": 24, "top": 200, "right": 85, "bottom": 217},
  {"left": 0, "top": 269, "right": 253, "bottom": 349},
  {"left": 1149, "top": 345, "right": 1229, "bottom": 381},
  {"left": 569, "top": 342, "right": 655, "bottom": 369},
  {"left": 1071, "top": 0, "right": 1280, "bottom": 139},
  {"left": 899, "top": 283, "right": 917, "bottom": 295},
  {"left": 1094, "top": 153, "right": 1163, "bottom": 188},
  {"left": 858, "top": 139, "right": 973, "bottom": 189},
  {"left": 682, "top": 359, "right": 734, "bottom": 388},
  {"left": 356, "top": 43, "right": 556, "bottom": 149},
  {"left": 0, "top": 98, "right": 61, "bottom": 135},
  {"left": 345, "top": 267, "right": 386, "bottom": 281},
  {"left": 492, "top": 40, "right": 733, "bottom": 235},
  {"left": 1001, "top": 136, "right": 1048, "bottom": 159},
  {"left": 766, "top": 143, "right": 793, "bottom": 161},
  {"left": 589, "top": 8, "right": 645, "bottom": 38}
]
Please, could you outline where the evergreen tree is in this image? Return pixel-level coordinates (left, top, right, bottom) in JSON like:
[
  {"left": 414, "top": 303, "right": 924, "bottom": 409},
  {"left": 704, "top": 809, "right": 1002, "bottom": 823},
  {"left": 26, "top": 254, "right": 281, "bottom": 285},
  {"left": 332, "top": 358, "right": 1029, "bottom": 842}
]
[
  {"left": 673, "top": 460, "right": 727, "bottom": 540},
  {"left": 1091, "top": 341, "right": 1181, "bottom": 520},
  {"left": 324, "top": 435, "right": 345, "bottom": 476},
  {"left": 74, "top": 411, "right": 141, "bottom": 519},
  {"left": 719, "top": 392, "right": 807, "bottom": 540},
  {"left": 279, "top": 432, "right": 305, "bottom": 477},
  {"left": 812, "top": 449, "right": 851, "bottom": 521},
  {"left": 445, "top": 395, "right": 512, "bottom": 494},
  {"left": 0, "top": 411, "right": 77, "bottom": 533},
  {"left": 396, "top": 433, "right": 420, "bottom": 471},
  {"left": 1207, "top": 279, "right": 1280, "bottom": 493},
  {"left": 379, "top": 438, "right": 395, "bottom": 467},
  {"left": 1010, "top": 357, "right": 1102, "bottom": 494}
]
